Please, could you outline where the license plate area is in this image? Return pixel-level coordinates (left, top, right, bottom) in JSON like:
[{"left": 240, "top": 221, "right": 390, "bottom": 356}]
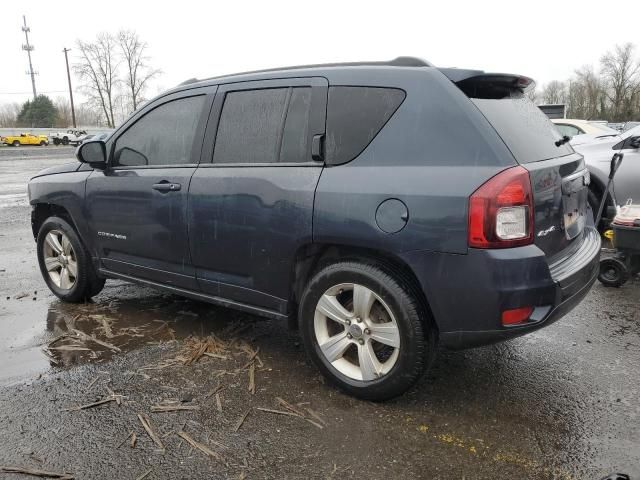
[{"left": 561, "top": 170, "right": 589, "bottom": 240}]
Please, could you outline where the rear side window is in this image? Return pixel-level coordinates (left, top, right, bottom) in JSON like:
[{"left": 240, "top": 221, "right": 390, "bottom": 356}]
[
  {"left": 213, "top": 87, "right": 312, "bottom": 164},
  {"left": 555, "top": 124, "right": 583, "bottom": 137},
  {"left": 114, "top": 95, "right": 205, "bottom": 167},
  {"left": 470, "top": 92, "right": 573, "bottom": 164},
  {"left": 325, "top": 87, "right": 406, "bottom": 165}
]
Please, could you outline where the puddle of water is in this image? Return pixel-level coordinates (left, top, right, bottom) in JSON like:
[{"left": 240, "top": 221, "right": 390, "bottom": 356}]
[{"left": 0, "top": 284, "right": 262, "bottom": 384}]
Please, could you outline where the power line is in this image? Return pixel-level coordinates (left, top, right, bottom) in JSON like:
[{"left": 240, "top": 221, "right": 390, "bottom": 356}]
[
  {"left": 0, "top": 90, "right": 67, "bottom": 95},
  {"left": 21, "top": 15, "right": 38, "bottom": 99}
]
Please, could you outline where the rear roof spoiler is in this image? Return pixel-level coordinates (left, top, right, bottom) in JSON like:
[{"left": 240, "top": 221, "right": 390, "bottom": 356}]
[{"left": 438, "top": 68, "right": 535, "bottom": 91}]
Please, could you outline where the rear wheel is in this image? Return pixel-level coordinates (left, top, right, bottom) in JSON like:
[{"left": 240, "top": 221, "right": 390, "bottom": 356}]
[
  {"left": 61, "top": 137, "right": 69, "bottom": 145},
  {"left": 299, "top": 261, "right": 435, "bottom": 401},
  {"left": 39, "top": 140, "right": 47, "bottom": 146},
  {"left": 12, "top": 140, "right": 19, "bottom": 147},
  {"left": 598, "top": 257, "right": 629, "bottom": 287},
  {"left": 37, "top": 216, "right": 105, "bottom": 302},
  {"left": 53, "top": 138, "right": 61, "bottom": 146}
]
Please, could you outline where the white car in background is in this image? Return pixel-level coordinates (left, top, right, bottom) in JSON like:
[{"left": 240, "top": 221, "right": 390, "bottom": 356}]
[
  {"left": 572, "top": 125, "right": 640, "bottom": 224},
  {"left": 551, "top": 119, "right": 619, "bottom": 146}
]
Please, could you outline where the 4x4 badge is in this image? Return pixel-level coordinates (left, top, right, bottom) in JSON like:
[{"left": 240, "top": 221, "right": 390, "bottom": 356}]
[{"left": 537, "top": 226, "right": 557, "bottom": 237}]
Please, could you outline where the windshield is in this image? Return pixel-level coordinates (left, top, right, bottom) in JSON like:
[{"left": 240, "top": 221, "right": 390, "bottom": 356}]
[
  {"left": 622, "top": 124, "right": 640, "bottom": 139},
  {"left": 471, "top": 92, "right": 573, "bottom": 164}
]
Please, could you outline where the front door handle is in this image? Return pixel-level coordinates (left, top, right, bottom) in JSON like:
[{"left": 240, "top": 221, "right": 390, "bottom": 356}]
[{"left": 152, "top": 182, "right": 181, "bottom": 192}]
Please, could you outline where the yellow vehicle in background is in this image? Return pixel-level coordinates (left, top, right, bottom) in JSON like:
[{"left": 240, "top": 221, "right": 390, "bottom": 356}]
[{"left": 1, "top": 133, "right": 49, "bottom": 146}]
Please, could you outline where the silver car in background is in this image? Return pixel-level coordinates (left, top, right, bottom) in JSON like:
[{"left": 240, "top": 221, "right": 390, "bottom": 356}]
[{"left": 572, "top": 125, "right": 640, "bottom": 221}]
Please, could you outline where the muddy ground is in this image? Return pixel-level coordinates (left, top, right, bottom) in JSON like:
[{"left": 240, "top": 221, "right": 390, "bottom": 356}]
[{"left": 0, "top": 146, "right": 638, "bottom": 479}]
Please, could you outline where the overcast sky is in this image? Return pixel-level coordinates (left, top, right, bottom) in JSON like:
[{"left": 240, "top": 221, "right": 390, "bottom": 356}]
[{"left": 1, "top": 0, "right": 639, "bottom": 107}]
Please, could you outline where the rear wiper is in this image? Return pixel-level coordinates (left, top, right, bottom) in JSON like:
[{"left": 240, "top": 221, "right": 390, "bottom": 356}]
[{"left": 555, "top": 135, "right": 571, "bottom": 147}]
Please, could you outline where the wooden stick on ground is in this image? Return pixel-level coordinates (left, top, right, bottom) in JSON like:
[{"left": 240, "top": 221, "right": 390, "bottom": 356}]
[
  {"left": 233, "top": 409, "right": 251, "bottom": 432},
  {"left": 150, "top": 405, "right": 200, "bottom": 413},
  {"left": 138, "top": 413, "right": 165, "bottom": 450},
  {"left": 135, "top": 468, "right": 152, "bottom": 480},
  {"left": 0, "top": 466, "right": 74, "bottom": 479},
  {"left": 176, "top": 431, "right": 224, "bottom": 462}
]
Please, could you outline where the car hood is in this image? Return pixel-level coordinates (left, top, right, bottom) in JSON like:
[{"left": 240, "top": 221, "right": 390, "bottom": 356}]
[{"left": 31, "top": 162, "right": 81, "bottom": 179}]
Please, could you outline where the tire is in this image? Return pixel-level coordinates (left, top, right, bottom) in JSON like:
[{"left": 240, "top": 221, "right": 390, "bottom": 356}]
[
  {"left": 40, "top": 140, "right": 46, "bottom": 146},
  {"left": 598, "top": 257, "right": 629, "bottom": 288},
  {"left": 298, "top": 260, "right": 435, "bottom": 401},
  {"left": 53, "top": 138, "right": 61, "bottom": 146},
  {"left": 12, "top": 140, "right": 19, "bottom": 147},
  {"left": 37, "top": 216, "right": 105, "bottom": 302},
  {"left": 61, "top": 137, "right": 69, "bottom": 145}
]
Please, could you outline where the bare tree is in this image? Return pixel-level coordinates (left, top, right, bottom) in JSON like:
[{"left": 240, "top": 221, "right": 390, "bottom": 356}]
[
  {"left": 74, "top": 33, "right": 120, "bottom": 128},
  {"left": 0, "top": 103, "right": 21, "bottom": 127},
  {"left": 600, "top": 43, "right": 640, "bottom": 121},
  {"left": 525, "top": 85, "right": 538, "bottom": 103},
  {"left": 118, "top": 30, "right": 161, "bottom": 113},
  {"left": 541, "top": 80, "right": 567, "bottom": 105}
]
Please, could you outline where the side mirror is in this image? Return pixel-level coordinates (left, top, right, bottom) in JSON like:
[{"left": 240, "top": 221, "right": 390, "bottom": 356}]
[{"left": 76, "top": 140, "right": 107, "bottom": 169}]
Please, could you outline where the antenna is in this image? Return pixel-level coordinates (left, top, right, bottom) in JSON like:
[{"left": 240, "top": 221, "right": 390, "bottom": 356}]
[{"left": 21, "top": 15, "right": 38, "bottom": 99}]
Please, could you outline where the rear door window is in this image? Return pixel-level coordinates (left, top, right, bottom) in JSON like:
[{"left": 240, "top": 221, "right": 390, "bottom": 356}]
[
  {"left": 213, "top": 87, "right": 313, "bottom": 164},
  {"left": 470, "top": 92, "right": 573, "bottom": 164},
  {"left": 325, "top": 87, "right": 406, "bottom": 165}
]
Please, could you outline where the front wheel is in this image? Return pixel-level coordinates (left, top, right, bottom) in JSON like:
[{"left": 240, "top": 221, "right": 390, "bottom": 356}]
[
  {"left": 37, "top": 216, "right": 105, "bottom": 302},
  {"left": 39, "top": 140, "right": 47, "bottom": 146},
  {"left": 299, "top": 261, "right": 435, "bottom": 401},
  {"left": 12, "top": 140, "right": 19, "bottom": 147},
  {"left": 53, "top": 138, "right": 61, "bottom": 146},
  {"left": 61, "top": 137, "right": 69, "bottom": 145}
]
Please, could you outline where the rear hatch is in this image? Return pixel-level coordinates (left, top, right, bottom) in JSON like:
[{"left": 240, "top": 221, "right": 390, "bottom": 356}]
[{"left": 443, "top": 69, "right": 590, "bottom": 261}]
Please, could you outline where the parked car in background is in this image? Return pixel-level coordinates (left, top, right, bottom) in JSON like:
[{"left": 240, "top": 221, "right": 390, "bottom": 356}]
[
  {"left": 551, "top": 119, "right": 619, "bottom": 138},
  {"left": 573, "top": 125, "right": 640, "bottom": 225},
  {"left": 622, "top": 121, "right": 640, "bottom": 132},
  {"left": 1, "top": 133, "right": 49, "bottom": 146},
  {"left": 50, "top": 129, "right": 88, "bottom": 146},
  {"left": 29, "top": 58, "right": 600, "bottom": 400}
]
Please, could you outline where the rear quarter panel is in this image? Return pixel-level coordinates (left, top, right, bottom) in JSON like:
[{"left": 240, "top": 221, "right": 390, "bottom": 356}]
[{"left": 314, "top": 69, "right": 516, "bottom": 255}]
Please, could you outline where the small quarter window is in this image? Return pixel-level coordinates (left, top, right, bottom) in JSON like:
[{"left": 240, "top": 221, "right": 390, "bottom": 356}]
[{"left": 325, "top": 87, "right": 406, "bottom": 165}]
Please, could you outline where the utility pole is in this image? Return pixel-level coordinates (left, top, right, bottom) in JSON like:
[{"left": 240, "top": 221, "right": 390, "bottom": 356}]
[
  {"left": 63, "top": 48, "right": 77, "bottom": 128},
  {"left": 21, "top": 15, "right": 37, "bottom": 100}
]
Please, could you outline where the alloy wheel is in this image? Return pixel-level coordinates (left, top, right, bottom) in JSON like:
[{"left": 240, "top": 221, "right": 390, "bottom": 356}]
[
  {"left": 42, "top": 230, "right": 78, "bottom": 290},
  {"left": 314, "top": 283, "right": 400, "bottom": 381}
]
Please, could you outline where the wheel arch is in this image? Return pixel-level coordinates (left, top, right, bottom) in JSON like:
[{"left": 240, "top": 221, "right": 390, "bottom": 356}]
[
  {"left": 31, "top": 203, "right": 80, "bottom": 241},
  {"left": 289, "top": 242, "right": 439, "bottom": 336}
]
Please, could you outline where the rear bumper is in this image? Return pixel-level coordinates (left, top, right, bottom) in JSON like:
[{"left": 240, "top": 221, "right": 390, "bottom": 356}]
[{"left": 401, "top": 227, "right": 601, "bottom": 349}]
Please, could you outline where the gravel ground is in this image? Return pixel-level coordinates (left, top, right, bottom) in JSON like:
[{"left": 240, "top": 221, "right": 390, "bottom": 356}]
[{"left": 0, "top": 147, "right": 638, "bottom": 479}]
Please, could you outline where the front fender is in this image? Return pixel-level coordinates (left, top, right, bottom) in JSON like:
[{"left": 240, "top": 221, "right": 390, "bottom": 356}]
[{"left": 29, "top": 170, "right": 92, "bottom": 251}]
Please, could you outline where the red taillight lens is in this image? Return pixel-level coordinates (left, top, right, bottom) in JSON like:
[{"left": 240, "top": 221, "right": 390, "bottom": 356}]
[
  {"left": 468, "top": 166, "right": 534, "bottom": 248},
  {"left": 501, "top": 306, "right": 534, "bottom": 326}
]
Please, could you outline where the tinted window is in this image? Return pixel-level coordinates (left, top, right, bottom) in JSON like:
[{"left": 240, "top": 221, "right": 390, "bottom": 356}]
[
  {"left": 555, "top": 124, "right": 583, "bottom": 137},
  {"left": 470, "top": 92, "right": 573, "bottom": 164},
  {"left": 114, "top": 95, "right": 205, "bottom": 167},
  {"left": 213, "top": 87, "right": 312, "bottom": 164},
  {"left": 325, "top": 87, "right": 406, "bottom": 165}
]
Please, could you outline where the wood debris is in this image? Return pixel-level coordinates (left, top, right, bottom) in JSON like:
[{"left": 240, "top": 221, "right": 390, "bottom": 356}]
[
  {"left": 176, "top": 431, "right": 224, "bottom": 463},
  {"left": 181, "top": 335, "right": 229, "bottom": 366},
  {"left": 0, "top": 466, "right": 74, "bottom": 479},
  {"left": 135, "top": 468, "right": 152, "bottom": 480},
  {"left": 215, "top": 393, "right": 222, "bottom": 412},
  {"left": 255, "top": 407, "right": 300, "bottom": 418},
  {"left": 204, "top": 385, "right": 224, "bottom": 399},
  {"left": 138, "top": 413, "right": 165, "bottom": 450},
  {"left": 131, "top": 432, "right": 137, "bottom": 448},
  {"left": 47, "top": 345, "right": 90, "bottom": 351},
  {"left": 257, "top": 399, "right": 324, "bottom": 429},
  {"left": 150, "top": 405, "right": 200, "bottom": 413},
  {"left": 63, "top": 396, "right": 120, "bottom": 412},
  {"left": 116, "top": 431, "right": 135, "bottom": 448},
  {"left": 234, "top": 409, "right": 251, "bottom": 432},
  {"left": 70, "top": 329, "right": 121, "bottom": 352},
  {"left": 13, "top": 292, "right": 29, "bottom": 300},
  {"left": 248, "top": 363, "right": 255, "bottom": 395}
]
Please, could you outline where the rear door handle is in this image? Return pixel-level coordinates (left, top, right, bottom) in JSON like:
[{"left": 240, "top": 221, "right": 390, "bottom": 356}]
[{"left": 152, "top": 182, "right": 181, "bottom": 192}]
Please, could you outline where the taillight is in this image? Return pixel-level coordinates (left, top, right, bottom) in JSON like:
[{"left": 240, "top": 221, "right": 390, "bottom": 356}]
[{"left": 468, "top": 166, "right": 534, "bottom": 248}]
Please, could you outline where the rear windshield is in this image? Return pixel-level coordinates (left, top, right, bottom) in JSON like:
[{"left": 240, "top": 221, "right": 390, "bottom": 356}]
[{"left": 470, "top": 92, "right": 573, "bottom": 164}]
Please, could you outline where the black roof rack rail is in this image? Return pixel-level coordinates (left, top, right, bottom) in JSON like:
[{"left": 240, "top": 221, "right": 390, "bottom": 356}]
[{"left": 178, "top": 57, "right": 432, "bottom": 86}]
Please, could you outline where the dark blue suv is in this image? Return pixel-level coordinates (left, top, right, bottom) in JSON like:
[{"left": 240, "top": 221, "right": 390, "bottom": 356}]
[{"left": 28, "top": 57, "right": 600, "bottom": 400}]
